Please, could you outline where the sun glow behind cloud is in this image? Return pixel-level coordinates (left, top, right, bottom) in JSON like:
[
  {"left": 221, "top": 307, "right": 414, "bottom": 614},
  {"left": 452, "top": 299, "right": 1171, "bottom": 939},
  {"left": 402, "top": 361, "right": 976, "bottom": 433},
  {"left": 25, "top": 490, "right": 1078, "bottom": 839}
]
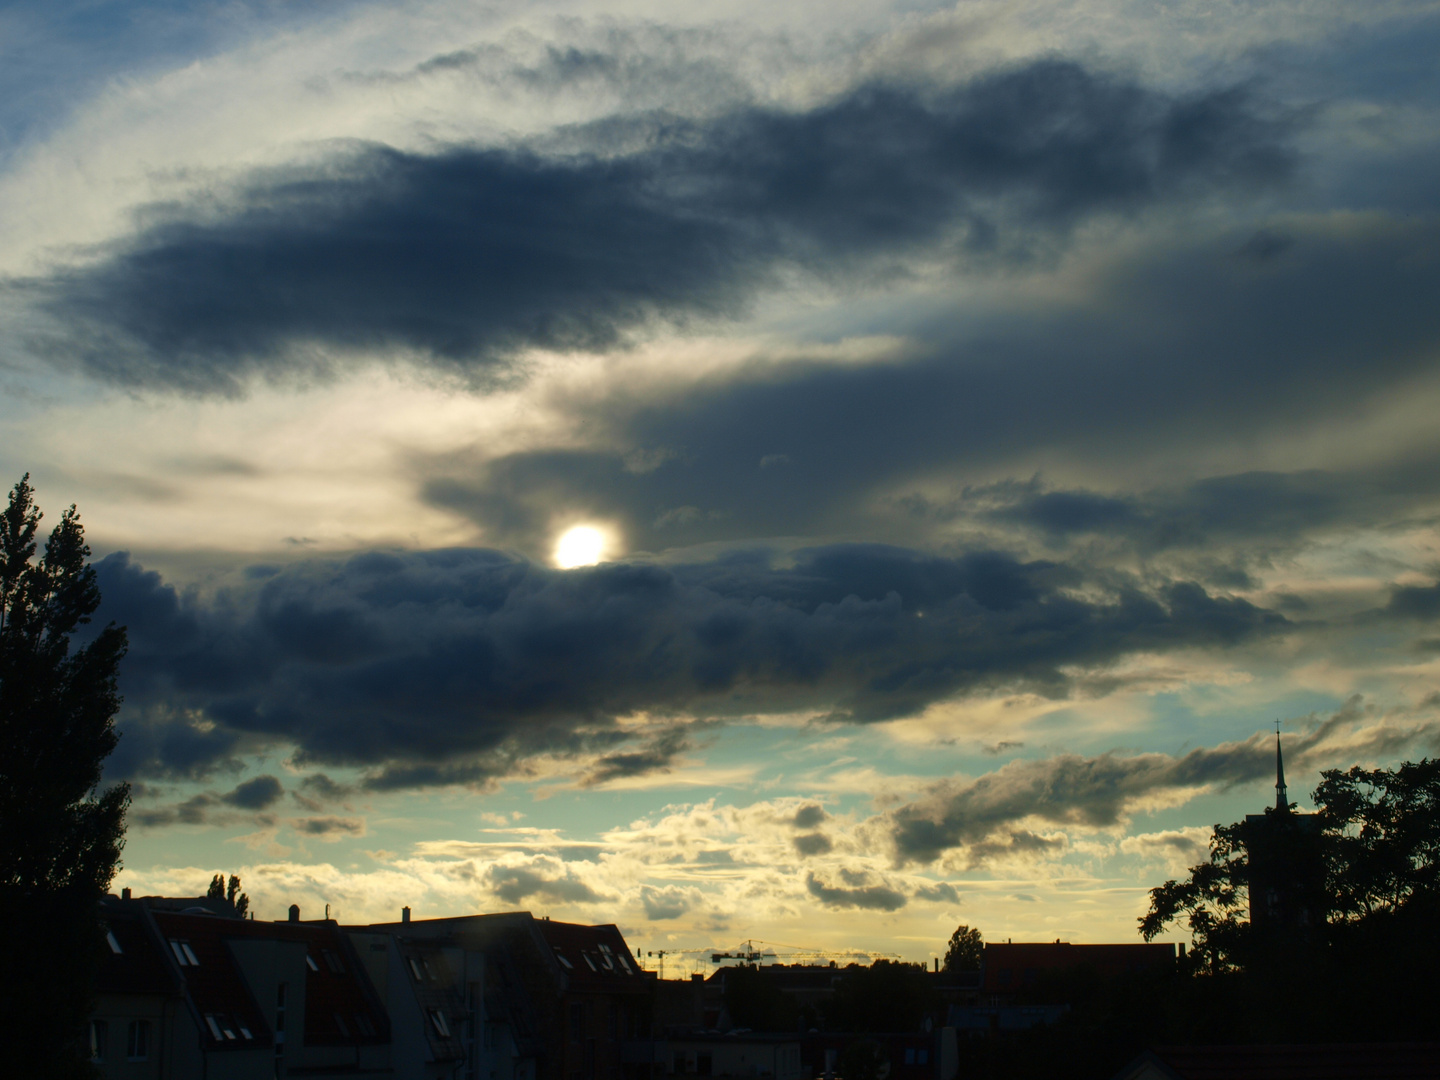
[{"left": 554, "top": 524, "right": 610, "bottom": 568}]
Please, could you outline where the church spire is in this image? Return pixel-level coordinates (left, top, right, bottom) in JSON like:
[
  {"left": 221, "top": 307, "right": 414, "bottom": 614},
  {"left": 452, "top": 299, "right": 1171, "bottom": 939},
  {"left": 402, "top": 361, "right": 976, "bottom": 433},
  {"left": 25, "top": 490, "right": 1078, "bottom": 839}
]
[{"left": 1274, "top": 722, "right": 1288, "bottom": 812}]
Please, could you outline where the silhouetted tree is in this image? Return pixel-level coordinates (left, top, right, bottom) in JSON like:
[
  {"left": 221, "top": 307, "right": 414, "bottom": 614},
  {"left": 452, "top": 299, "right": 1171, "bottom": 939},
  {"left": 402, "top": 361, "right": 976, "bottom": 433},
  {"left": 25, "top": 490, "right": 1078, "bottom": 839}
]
[
  {"left": 1139, "top": 758, "right": 1440, "bottom": 1044},
  {"left": 207, "top": 872, "right": 250, "bottom": 917},
  {"left": 0, "top": 475, "right": 129, "bottom": 1078},
  {"left": 943, "top": 924, "right": 983, "bottom": 971}
]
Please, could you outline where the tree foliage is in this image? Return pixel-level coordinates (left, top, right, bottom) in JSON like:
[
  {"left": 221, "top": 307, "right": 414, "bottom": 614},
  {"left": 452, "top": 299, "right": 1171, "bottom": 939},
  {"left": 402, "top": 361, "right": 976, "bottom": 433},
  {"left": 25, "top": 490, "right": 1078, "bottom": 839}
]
[
  {"left": 0, "top": 475, "right": 129, "bottom": 1078},
  {"left": 943, "top": 924, "right": 983, "bottom": 972},
  {"left": 1314, "top": 759, "right": 1440, "bottom": 918},
  {"left": 208, "top": 872, "right": 251, "bottom": 918},
  {"left": 1140, "top": 759, "right": 1440, "bottom": 970}
]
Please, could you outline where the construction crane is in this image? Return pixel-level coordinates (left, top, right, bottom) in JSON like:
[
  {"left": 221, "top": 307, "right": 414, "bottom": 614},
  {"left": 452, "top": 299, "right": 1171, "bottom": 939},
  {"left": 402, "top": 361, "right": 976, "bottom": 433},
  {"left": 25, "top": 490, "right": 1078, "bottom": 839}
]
[
  {"left": 710, "top": 940, "right": 777, "bottom": 965},
  {"left": 710, "top": 938, "right": 899, "bottom": 966}
]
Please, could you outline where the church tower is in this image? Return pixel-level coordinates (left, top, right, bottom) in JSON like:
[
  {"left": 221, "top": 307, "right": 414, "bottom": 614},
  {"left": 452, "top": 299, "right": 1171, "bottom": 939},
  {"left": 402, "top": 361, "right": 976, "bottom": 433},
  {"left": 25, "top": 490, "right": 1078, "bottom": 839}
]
[{"left": 1244, "top": 727, "right": 1324, "bottom": 937}]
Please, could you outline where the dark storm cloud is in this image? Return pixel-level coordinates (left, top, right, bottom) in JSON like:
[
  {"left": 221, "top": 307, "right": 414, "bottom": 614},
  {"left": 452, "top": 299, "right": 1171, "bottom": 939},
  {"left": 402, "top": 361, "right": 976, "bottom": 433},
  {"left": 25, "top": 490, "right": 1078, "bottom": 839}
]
[
  {"left": 885, "top": 699, "right": 1440, "bottom": 864},
  {"left": 129, "top": 775, "right": 282, "bottom": 827},
  {"left": 20, "top": 60, "right": 1293, "bottom": 391},
  {"left": 805, "top": 871, "right": 907, "bottom": 911},
  {"left": 94, "top": 542, "right": 1284, "bottom": 788},
  {"left": 421, "top": 220, "right": 1440, "bottom": 559},
  {"left": 221, "top": 774, "right": 284, "bottom": 809}
]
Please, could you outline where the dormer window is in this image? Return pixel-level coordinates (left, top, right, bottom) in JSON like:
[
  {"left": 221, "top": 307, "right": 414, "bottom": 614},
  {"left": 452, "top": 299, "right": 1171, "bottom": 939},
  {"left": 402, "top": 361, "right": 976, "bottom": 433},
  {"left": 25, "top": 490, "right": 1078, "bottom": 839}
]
[{"left": 169, "top": 940, "right": 199, "bottom": 966}]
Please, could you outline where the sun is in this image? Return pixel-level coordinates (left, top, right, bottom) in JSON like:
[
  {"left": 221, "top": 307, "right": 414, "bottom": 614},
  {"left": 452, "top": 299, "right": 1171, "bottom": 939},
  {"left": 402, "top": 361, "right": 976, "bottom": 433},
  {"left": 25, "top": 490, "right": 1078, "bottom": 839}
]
[{"left": 553, "top": 525, "right": 608, "bottom": 569}]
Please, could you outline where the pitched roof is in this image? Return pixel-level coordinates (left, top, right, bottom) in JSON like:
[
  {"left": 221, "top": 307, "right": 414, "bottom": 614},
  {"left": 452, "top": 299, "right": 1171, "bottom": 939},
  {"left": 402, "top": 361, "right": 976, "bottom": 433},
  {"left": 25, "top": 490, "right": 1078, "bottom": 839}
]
[
  {"left": 97, "top": 907, "right": 182, "bottom": 998},
  {"left": 151, "top": 912, "right": 273, "bottom": 1051},
  {"left": 535, "top": 919, "right": 646, "bottom": 992},
  {"left": 151, "top": 913, "right": 388, "bottom": 1050}
]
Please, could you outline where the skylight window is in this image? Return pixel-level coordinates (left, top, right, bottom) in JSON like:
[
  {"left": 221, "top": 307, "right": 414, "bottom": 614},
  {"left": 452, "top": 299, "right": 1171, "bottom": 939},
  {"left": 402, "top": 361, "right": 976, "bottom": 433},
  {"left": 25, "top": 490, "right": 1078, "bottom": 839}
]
[
  {"left": 106, "top": 930, "right": 123, "bottom": 955},
  {"left": 205, "top": 1015, "right": 223, "bottom": 1040},
  {"left": 429, "top": 1009, "right": 451, "bottom": 1037},
  {"left": 408, "top": 957, "right": 425, "bottom": 981},
  {"left": 323, "top": 949, "right": 346, "bottom": 974},
  {"left": 170, "top": 940, "right": 199, "bottom": 966},
  {"left": 555, "top": 952, "right": 573, "bottom": 969},
  {"left": 583, "top": 954, "right": 598, "bottom": 971},
  {"left": 334, "top": 1014, "right": 350, "bottom": 1038},
  {"left": 306, "top": 955, "right": 320, "bottom": 972}
]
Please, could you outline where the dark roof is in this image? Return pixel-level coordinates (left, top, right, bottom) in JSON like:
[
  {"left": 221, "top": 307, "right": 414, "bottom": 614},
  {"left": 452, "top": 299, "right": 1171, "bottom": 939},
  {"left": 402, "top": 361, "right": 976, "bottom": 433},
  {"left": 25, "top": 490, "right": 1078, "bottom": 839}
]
[
  {"left": 151, "top": 913, "right": 388, "bottom": 1050},
  {"left": 535, "top": 919, "right": 646, "bottom": 992},
  {"left": 97, "top": 907, "right": 182, "bottom": 998},
  {"left": 152, "top": 912, "right": 274, "bottom": 1051},
  {"left": 982, "top": 942, "right": 1175, "bottom": 993},
  {"left": 1119, "top": 1044, "right": 1440, "bottom": 1080},
  {"left": 394, "top": 940, "right": 466, "bottom": 1062}
]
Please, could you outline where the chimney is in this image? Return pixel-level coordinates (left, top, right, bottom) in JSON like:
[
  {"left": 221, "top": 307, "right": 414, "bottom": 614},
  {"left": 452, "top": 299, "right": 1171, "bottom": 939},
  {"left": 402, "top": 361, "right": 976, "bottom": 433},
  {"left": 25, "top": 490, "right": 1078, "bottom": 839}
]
[
  {"left": 288, "top": 904, "right": 300, "bottom": 923},
  {"left": 691, "top": 973, "right": 703, "bottom": 983},
  {"left": 933, "top": 958, "right": 938, "bottom": 973},
  {"left": 121, "top": 887, "right": 132, "bottom": 900},
  {"left": 402, "top": 906, "right": 411, "bottom": 924}
]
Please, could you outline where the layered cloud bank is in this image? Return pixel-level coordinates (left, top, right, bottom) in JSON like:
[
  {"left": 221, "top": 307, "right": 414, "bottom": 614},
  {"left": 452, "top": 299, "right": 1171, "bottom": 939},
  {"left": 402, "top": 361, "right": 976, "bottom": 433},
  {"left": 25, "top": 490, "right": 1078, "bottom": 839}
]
[
  {"left": 98, "top": 543, "right": 1285, "bottom": 786},
  {"left": 20, "top": 59, "right": 1294, "bottom": 391}
]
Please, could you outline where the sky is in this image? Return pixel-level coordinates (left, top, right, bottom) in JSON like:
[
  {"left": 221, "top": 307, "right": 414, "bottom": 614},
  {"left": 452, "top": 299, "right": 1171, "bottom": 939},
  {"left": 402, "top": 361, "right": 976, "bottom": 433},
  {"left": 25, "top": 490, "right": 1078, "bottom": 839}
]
[{"left": 2, "top": 0, "right": 1439, "bottom": 971}]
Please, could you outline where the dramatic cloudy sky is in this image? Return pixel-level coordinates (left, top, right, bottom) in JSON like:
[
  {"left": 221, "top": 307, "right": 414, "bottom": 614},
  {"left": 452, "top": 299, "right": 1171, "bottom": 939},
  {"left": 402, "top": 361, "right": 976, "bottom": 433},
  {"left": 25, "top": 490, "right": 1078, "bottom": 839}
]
[{"left": 4, "top": 0, "right": 1439, "bottom": 965}]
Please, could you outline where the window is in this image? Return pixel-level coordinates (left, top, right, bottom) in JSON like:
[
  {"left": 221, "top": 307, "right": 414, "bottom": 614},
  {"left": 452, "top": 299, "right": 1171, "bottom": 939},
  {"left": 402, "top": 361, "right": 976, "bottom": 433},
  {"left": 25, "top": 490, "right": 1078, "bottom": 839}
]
[
  {"left": 127, "top": 1019, "right": 150, "bottom": 1061},
  {"left": 170, "top": 940, "right": 200, "bottom": 966},
  {"left": 306, "top": 954, "right": 320, "bottom": 972},
  {"left": 334, "top": 1013, "right": 350, "bottom": 1038},
  {"left": 89, "top": 1019, "right": 107, "bottom": 1062},
  {"left": 430, "top": 1009, "right": 451, "bottom": 1038},
  {"left": 904, "top": 1049, "right": 916, "bottom": 1065},
  {"left": 409, "top": 956, "right": 426, "bottom": 981},
  {"left": 917, "top": 1050, "right": 929, "bottom": 1065},
  {"left": 106, "top": 930, "right": 123, "bottom": 955},
  {"left": 323, "top": 948, "right": 346, "bottom": 974},
  {"left": 997, "top": 968, "right": 1012, "bottom": 987},
  {"left": 583, "top": 954, "right": 598, "bottom": 972},
  {"left": 570, "top": 1003, "right": 584, "bottom": 1041},
  {"left": 205, "top": 1015, "right": 224, "bottom": 1040},
  {"left": 555, "top": 951, "right": 574, "bottom": 969},
  {"left": 354, "top": 1013, "right": 376, "bottom": 1037}
]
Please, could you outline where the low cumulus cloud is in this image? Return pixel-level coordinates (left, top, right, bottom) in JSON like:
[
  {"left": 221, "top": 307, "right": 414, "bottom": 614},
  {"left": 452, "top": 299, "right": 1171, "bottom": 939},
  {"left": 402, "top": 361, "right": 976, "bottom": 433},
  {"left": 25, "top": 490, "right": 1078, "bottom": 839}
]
[
  {"left": 95, "top": 543, "right": 1286, "bottom": 788},
  {"left": 805, "top": 870, "right": 908, "bottom": 911},
  {"left": 19, "top": 59, "right": 1292, "bottom": 392},
  {"left": 485, "top": 856, "right": 610, "bottom": 905},
  {"left": 641, "top": 884, "right": 699, "bottom": 921}
]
